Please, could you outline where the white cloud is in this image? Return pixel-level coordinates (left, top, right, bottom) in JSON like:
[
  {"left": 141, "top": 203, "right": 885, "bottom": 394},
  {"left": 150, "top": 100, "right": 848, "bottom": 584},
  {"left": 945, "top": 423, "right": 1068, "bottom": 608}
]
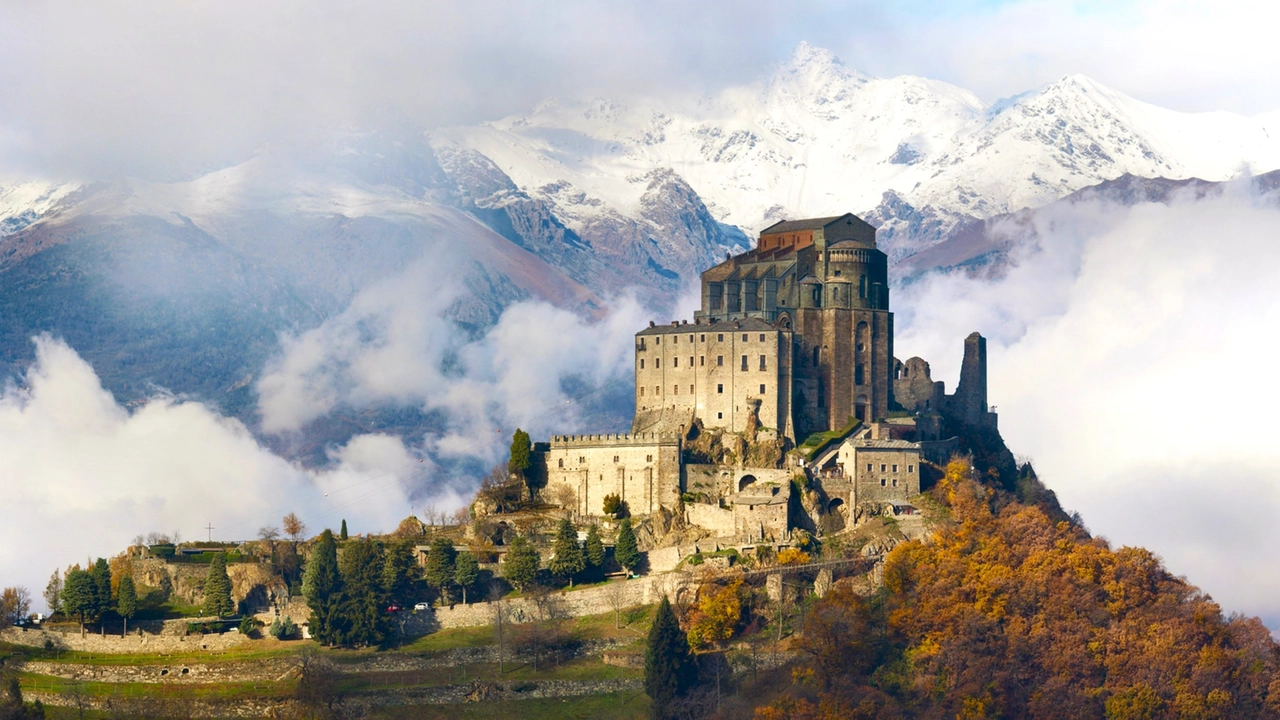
[
  {"left": 0, "top": 335, "right": 435, "bottom": 611},
  {"left": 895, "top": 184, "right": 1280, "bottom": 625}
]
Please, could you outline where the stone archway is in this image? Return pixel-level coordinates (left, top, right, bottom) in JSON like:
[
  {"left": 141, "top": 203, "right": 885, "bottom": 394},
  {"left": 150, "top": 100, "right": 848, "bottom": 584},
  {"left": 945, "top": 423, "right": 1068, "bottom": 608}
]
[
  {"left": 738, "top": 474, "right": 757, "bottom": 492},
  {"left": 824, "top": 497, "right": 847, "bottom": 533}
]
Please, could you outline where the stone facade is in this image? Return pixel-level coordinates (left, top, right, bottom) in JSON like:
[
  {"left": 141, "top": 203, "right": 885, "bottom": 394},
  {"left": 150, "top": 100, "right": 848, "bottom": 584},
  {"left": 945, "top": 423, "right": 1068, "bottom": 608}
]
[
  {"left": 893, "top": 332, "right": 997, "bottom": 430},
  {"left": 544, "top": 433, "right": 681, "bottom": 518},
  {"left": 691, "top": 213, "right": 894, "bottom": 438},
  {"left": 632, "top": 318, "right": 792, "bottom": 438},
  {"left": 732, "top": 482, "right": 791, "bottom": 542},
  {"left": 836, "top": 438, "right": 922, "bottom": 505}
]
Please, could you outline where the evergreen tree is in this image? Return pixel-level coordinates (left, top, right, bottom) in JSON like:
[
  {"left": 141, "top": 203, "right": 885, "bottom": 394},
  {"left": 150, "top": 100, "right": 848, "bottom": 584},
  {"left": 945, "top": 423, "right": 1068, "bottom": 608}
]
[
  {"left": 584, "top": 525, "right": 605, "bottom": 578},
  {"left": 336, "top": 539, "right": 387, "bottom": 647},
  {"left": 502, "top": 535, "right": 541, "bottom": 592},
  {"left": 303, "top": 529, "right": 342, "bottom": 645},
  {"left": 381, "top": 540, "right": 416, "bottom": 606},
  {"left": 508, "top": 428, "right": 532, "bottom": 479},
  {"left": 423, "top": 536, "right": 457, "bottom": 604},
  {"left": 547, "top": 519, "right": 585, "bottom": 587},
  {"left": 644, "top": 597, "right": 695, "bottom": 720},
  {"left": 90, "top": 558, "right": 112, "bottom": 620},
  {"left": 202, "top": 553, "right": 235, "bottom": 617},
  {"left": 61, "top": 568, "right": 96, "bottom": 629},
  {"left": 43, "top": 570, "right": 62, "bottom": 618},
  {"left": 339, "top": 519, "right": 348, "bottom": 541},
  {"left": 454, "top": 552, "right": 479, "bottom": 605},
  {"left": 116, "top": 575, "right": 138, "bottom": 636},
  {"left": 615, "top": 519, "right": 641, "bottom": 575}
]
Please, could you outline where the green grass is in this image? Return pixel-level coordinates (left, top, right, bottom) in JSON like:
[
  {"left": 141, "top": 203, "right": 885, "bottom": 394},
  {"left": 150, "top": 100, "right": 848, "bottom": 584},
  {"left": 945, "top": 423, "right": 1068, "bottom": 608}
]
[
  {"left": 20, "top": 674, "right": 292, "bottom": 701},
  {"left": 797, "top": 418, "right": 862, "bottom": 460},
  {"left": 0, "top": 639, "right": 305, "bottom": 667}
]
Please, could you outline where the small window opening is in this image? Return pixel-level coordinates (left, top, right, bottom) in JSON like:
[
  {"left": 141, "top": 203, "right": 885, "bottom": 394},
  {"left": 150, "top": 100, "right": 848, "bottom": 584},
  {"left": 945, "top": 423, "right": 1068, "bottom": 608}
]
[
  {"left": 717, "top": 355, "right": 724, "bottom": 366},
  {"left": 759, "top": 384, "right": 765, "bottom": 394},
  {"left": 717, "top": 384, "right": 724, "bottom": 394},
  {"left": 741, "top": 355, "right": 748, "bottom": 371}
]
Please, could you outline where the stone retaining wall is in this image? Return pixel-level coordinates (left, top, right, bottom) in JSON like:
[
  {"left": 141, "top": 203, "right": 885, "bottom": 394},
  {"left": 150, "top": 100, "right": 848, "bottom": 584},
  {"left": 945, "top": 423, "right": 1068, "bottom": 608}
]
[{"left": 0, "top": 626, "right": 249, "bottom": 654}]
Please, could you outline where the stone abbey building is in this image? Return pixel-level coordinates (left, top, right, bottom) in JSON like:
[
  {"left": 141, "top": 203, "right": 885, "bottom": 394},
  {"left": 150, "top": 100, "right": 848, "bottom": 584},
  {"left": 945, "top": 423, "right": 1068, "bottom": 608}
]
[{"left": 543, "top": 212, "right": 995, "bottom": 536}]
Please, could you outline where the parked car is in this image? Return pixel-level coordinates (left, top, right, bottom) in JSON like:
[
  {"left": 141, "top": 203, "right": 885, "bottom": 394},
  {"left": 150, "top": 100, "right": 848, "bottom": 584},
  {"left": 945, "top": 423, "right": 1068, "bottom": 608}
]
[
  {"left": 413, "top": 602, "right": 429, "bottom": 611},
  {"left": 386, "top": 605, "right": 401, "bottom": 613}
]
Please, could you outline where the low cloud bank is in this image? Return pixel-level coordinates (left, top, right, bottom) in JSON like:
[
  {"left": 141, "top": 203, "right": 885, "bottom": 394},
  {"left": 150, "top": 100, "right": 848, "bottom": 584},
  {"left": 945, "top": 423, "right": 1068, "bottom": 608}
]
[
  {"left": 895, "top": 184, "right": 1280, "bottom": 626},
  {"left": 0, "top": 335, "right": 425, "bottom": 611}
]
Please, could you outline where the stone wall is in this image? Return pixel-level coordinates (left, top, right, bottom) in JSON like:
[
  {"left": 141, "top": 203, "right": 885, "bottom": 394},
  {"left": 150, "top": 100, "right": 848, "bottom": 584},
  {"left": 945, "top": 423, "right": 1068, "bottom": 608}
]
[
  {"left": 544, "top": 433, "right": 682, "bottom": 518},
  {"left": 686, "top": 503, "right": 735, "bottom": 537},
  {"left": 0, "top": 625, "right": 250, "bottom": 654}
]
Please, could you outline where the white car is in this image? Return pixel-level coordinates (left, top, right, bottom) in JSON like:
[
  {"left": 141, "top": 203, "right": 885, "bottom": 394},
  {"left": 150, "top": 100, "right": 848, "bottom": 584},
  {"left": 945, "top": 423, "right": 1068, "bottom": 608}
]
[{"left": 413, "top": 602, "right": 429, "bottom": 611}]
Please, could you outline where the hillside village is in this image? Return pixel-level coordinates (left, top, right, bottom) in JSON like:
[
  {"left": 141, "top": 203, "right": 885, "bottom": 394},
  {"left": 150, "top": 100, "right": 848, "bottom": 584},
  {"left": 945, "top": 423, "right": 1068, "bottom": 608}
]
[{"left": 0, "top": 213, "right": 1025, "bottom": 717}]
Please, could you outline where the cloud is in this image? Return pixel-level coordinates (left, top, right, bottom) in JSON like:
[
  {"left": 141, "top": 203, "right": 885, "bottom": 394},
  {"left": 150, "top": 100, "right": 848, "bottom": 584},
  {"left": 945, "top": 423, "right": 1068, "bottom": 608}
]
[
  {"left": 1, "top": 1, "right": 1277, "bottom": 179},
  {"left": 0, "top": 335, "right": 434, "bottom": 611},
  {"left": 894, "top": 183, "right": 1280, "bottom": 626},
  {"left": 257, "top": 255, "right": 661, "bottom": 462}
]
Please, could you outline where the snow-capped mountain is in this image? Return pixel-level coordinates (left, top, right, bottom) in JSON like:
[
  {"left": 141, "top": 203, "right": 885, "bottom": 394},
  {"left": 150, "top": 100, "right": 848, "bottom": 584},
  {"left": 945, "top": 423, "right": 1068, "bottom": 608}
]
[{"left": 434, "top": 42, "right": 1280, "bottom": 262}]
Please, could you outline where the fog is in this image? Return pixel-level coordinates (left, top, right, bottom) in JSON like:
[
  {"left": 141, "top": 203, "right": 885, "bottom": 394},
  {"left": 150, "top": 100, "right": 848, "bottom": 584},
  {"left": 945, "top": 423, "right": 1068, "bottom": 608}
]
[
  {"left": 3, "top": 1, "right": 1279, "bottom": 180},
  {"left": 895, "top": 184, "right": 1280, "bottom": 626}
]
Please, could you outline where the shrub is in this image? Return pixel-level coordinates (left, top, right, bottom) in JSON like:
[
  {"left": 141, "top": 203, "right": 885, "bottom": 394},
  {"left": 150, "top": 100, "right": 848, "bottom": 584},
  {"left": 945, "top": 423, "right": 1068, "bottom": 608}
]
[
  {"left": 238, "top": 615, "right": 259, "bottom": 637},
  {"left": 602, "top": 493, "right": 623, "bottom": 517},
  {"left": 268, "top": 616, "right": 297, "bottom": 640}
]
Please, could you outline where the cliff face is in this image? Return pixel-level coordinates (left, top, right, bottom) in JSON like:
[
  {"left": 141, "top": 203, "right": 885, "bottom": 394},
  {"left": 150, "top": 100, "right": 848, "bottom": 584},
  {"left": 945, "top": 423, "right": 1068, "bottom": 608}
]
[{"left": 132, "top": 558, "right": 284, "bottom": 612}]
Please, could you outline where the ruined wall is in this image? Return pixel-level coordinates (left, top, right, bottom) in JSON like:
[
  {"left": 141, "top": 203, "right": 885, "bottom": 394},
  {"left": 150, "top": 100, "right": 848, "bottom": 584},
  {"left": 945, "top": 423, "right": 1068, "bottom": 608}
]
[
  {"left": 685, "top": 503, "right": 735, "bottom": 537},
  {"left": 893, "top": 356, "right": 945, "bottom": 413}
]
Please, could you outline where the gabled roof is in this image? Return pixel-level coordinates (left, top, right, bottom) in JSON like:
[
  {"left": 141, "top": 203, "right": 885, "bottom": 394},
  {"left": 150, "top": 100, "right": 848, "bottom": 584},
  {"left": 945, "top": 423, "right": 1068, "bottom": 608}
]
[{"left": 760, "top": 214, "right": 861, "bottom": 234}]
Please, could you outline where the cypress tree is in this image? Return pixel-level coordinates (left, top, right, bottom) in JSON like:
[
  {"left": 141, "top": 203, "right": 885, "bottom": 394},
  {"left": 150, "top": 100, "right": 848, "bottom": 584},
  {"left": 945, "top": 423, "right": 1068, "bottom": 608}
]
[
  {"left": 90, "top": 558, "right": 112, "bottom": 620},
  {"left": 303, "top": 529, "right": 342, "bottom": 644},
  {"left": 502, "top": 535, "right": 541, "bottom": 592},
  {"left": 547, "top": 519, "right": 585, "bottom": 587},
  {"left": 644, "top": 596, "right": 695, "bottom": 719},
  {"left": 454, "top": 552, "right": 479, "bottom": 605},
  {"left": 423, "top": 536, "right": 456, "bottom": 604},
  {"left": 117, "top": 575, "right": 138, "bottom": 636},
  {"left": 508, "top": 429, "right": 532, "bottom": 479},
  {"left": 340, "top": 519, "right": 348, "bottom": 541},
  {"left": 202, "top": 553, "right": 235, "bottom": 617},
  {"left": 615, "top": 519, "right": 641, "bottom": 575},
  {"left": 336, "top": 539, "right": 387, "bottom": 647},
  {"left": 584, "top": 525, "right": 605, "bottom": 578}
]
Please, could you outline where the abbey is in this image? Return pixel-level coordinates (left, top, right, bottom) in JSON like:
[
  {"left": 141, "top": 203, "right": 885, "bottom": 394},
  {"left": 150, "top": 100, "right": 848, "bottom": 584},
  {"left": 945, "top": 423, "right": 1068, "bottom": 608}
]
[{"left": 542, "top": 212, "right": 994, "bottom": 541}]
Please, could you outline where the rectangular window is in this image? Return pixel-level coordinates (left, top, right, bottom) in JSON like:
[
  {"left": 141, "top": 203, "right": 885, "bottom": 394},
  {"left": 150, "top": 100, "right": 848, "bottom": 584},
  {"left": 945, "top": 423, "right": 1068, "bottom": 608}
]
[
  {"left": 689, "top": 356, "right": 693, "bottom": 367},
  {"left": 640, "top": 387, "right": 645, "bottom": 396},
  {"left": 613, "top": 455, "right": 620, "bottom": 463},
  {"left": 759, "top": 355, "right": 767, "bottom": 370},
  {"left": 640, "top": 358, "right": 645, "bottom": 369},
  {"left": 759, "top": 333, "right": 765, "bottom": 341},
  {"left": 689, "top": 384, "right": 694, "bottom": 393},
  {"left": 717, "top": 333, "right": 724, "bottom": 342},
  {"left": 717, "top": 355, "right": 724, "bottom": 366},
  {"left": 673, "top": 385, "right": 678, "bottom": 395},
  {"left": 892, "top": 464, "right": 898, "bottom": 472},
  {"left": 741, "top": 355, "right": 748, "bottom": 370},
  {"left": 717, "top": 412, "right": 723, "bottom": 419},
  {"left": 742, "top": 333, "right": 748, "bottom": 342},
  {"left": 646, "top": 455, "right": 653, "bottom": 462},
  {"left": 881, "top": 464, "right": 887, "bottom": 472},
  {"left": 655, "top": 358, "right": 661, "bottom": 368},
  {"left": 866, "top": 464, "right": 872, "bottom": 472},
  {"left": 689, "top": 334, "right": 694, "bottom": 343},
  {"left": 759, "top": 384, "right": 765, "bottom": 394},
  {"left": 717, "top": 384, "right": 723, "bottom": 394},
  {"left": 700, "top": 334, "right": 705, "bottom": 342},
  {"left": 656, "top": 337, "right": 660, "bottom": 345},
  {"left": 673, "top": 357, "right": 678, "bottom": 367},
  {"left": 673, "top": 336, "right": 678, "bottom": 345},
  {"left": 655, "top": 386, "right": 660, "bottom": 395},
  {"left": 908, "top": 464, "right": 915, "bottom": 473},
  {"left": 700, "top": 356, "right": 704, "bottom": 366}
]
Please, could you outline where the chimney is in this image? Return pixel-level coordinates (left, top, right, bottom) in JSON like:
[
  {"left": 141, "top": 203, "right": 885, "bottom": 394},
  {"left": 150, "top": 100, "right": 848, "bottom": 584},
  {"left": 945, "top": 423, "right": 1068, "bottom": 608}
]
[{"left": 671, "top": 320, "right": 678, "bottom": 327}]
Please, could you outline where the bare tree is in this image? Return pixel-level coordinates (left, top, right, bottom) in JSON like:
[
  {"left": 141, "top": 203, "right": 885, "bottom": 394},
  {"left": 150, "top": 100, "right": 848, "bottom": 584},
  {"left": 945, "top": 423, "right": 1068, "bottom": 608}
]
[
  {"left": 0, "top": 587, "right": 31, "bottom": 625},
  {"left": 603, "top": 579, "right": 629, "bottom": 629},
  {"left": 258, "top": 526, "right": 280, "bottom": 561},
  {"left": 450, "top": 506, "right": 471, "bottom": 526},
  {"left": 282, "top": 513, "right": 307, "bottom": 546},
  {"left": 490, "top": 592, "right": 508, "bottom": 676},
  {"left": 294, "top": 646, "right": 343, "bottom": 718}
]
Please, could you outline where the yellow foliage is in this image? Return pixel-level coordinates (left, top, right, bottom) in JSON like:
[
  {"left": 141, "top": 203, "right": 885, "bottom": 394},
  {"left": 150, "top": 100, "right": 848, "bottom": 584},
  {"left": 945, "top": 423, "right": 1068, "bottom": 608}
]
[
  {"left": 686, "top": 578, "right": 743, "bottom": 649},
  {"left": 776, "top": 547, "right": 810, "bottom": 566}
]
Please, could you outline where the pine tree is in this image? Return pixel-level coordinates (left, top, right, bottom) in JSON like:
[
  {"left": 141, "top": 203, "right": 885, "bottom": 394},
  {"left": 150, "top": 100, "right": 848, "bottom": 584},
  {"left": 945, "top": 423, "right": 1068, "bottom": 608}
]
[
  {"left": 454, "top": 552, "right": 479, "bottom": 605},
  {"left": 584, "top": 525, "right": 605, "bottom": 579},
  {"left": 303, "top": 529, "right": 342, "bottom": 645},
  {"left": 423, "top": 536, "right": 456, "bottom": 604},
  {"left": 336, "top": 539, "right": 387, "bottom": 647},
  {"left": 90, "top": 558, "right": 112, "bottom": 621},
  {"left": 615, "top": 519, "right": 641, "bottom": 575},
  {"left": 62, "top": 568, "right": 96, "bottom": 629},
  {"left": 508, "top": 428, "right": 532, "bottom": 479},
  {"left": 502, "top": 535, "right": 541, "bottom": 592},
  {"left": 43, "top": 570, "right": 63, "bottom": 617},
  {"left": 116, "top": 575, "right": 138, "bottom": 636},
  {"left": 381, "top": 540, "right": 416, "bottom": 606},
  {"left": 645, "top": 596, "right": 695, "bottom": 720},
  {"left": 202, "top": 553, "right": 235, "bottom": 617},
  {"left": 340, "top": 519, "right": 348, "bottom": 541},
  {"left": 547, "top": 519, "right": 585, "bottom": 587}
]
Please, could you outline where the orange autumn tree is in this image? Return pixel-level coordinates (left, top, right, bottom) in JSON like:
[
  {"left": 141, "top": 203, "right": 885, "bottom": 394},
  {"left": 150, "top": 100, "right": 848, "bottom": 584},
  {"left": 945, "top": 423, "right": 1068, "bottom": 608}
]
[
  {"left": 759, "top": 458, "right": 1280, "bottom": 719},
  {"left": 686, "top": 578, "right": 744, "bottom": 649}
]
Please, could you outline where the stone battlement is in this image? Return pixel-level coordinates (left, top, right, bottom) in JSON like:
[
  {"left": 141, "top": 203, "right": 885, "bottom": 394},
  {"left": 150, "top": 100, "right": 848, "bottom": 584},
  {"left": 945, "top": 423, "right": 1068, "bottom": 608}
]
[{"left": 551, "top": 432, "right": 681, "bottom": 447}]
